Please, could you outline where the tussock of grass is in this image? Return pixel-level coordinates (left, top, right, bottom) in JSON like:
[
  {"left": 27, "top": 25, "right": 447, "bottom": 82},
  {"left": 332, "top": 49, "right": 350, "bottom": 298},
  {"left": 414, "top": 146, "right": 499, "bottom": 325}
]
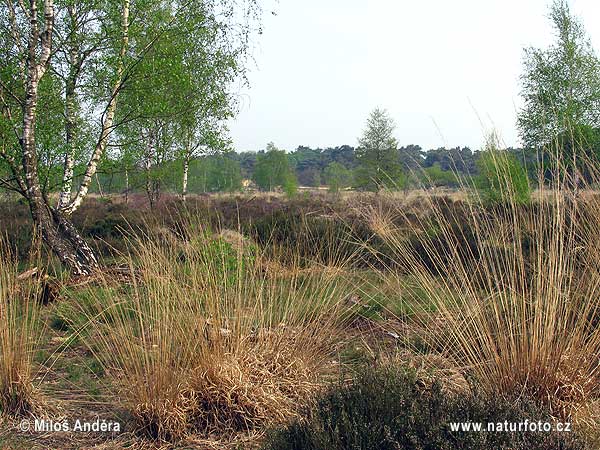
[
  {"left": 74, "top": 227, "right": 349, "bottom": 442},
  {"left": 191, "top": 344, "right": 317, "bottom": 433},
  {"left": 0, "top": 241, "right": 43, "bottom": 417},
  {"left": 368, "top": 168, "right": 600, "bottom": 421}
]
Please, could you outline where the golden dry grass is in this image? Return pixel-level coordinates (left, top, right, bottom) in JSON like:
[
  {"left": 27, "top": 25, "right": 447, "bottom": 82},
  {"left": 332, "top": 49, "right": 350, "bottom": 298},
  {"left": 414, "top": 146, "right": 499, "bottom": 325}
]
[
  {"left": 73, "top": 226, "right": 349, "bottom": 443},
  {"left": 0, "top": 241, "right": 44, "bottom": 417},
  {"left": 367, "top": 167, "right": 600, "bottom": 424}
]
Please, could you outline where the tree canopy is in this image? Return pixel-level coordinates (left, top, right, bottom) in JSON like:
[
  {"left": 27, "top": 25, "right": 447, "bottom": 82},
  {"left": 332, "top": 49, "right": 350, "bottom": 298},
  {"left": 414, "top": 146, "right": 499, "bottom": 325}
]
[
  {"left": 354, "top": 108, "right": 405, "bottom": 191},
  {"left": 518, "top": 0, "right": 600, "bottom": 173},
  {"left": 252, "top": 143, "right": 298, "bottom": 193},
  {"left": 0, "top": 0, "right": 261, "bottom": 273}
]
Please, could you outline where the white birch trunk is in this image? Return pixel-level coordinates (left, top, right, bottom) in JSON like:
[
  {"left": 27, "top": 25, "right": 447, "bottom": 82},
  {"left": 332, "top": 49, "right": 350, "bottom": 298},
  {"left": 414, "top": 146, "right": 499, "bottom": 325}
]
[
  {"left": 57, "top": 6, "right": 79, "bottom": 210},
  {"left": 182, "top": 153, "right": 190, "bottom": 201},
  {"left": 61, "top": 0, "right": 130, "bottom": 215},
  {"left": 124, "top": 167, "right": 129, "bottom": 203},
  {"left": 145, "top": 133, "right": 155, "bottom": 207},
  {"left": 20, "top": 0, "right": 99, "bottom": 275}
]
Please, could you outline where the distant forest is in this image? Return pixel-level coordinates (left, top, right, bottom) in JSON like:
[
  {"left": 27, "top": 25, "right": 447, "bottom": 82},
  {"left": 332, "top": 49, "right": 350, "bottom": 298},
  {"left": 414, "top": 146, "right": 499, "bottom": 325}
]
[{"left": 54, "top": 144, "right": 537, "bottom": 197}]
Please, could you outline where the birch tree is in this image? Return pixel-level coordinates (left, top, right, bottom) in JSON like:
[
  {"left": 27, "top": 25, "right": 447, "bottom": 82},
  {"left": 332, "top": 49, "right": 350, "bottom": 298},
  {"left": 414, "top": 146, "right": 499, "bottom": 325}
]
[
  {"left": 179, "top": 118, "right": 231, "bottom": 201},
  {"left": 518, "top": 0, "right": 600, "bottom": 173},
  {"left": 113, "top": 0, "right": 241, "bottom": 204},
  {"left": 0, "top": 0, "right": 261, "bottom": 275},
  {"left": 0, "top": 0, "right": 102, "bottom": 275}
]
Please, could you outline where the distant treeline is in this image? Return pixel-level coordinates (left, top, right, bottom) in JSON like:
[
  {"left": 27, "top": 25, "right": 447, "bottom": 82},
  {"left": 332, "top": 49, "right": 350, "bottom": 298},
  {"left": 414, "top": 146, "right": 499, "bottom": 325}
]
[{"left": 59, "top": 144, "right": 537, "bottom": 197}]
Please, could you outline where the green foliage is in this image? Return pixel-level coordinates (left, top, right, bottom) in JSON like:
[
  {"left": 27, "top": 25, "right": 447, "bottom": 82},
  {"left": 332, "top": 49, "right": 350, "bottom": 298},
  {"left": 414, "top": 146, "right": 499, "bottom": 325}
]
[
  {"left": 283, "top": 174, "right": 299, "bottom": 197},
  {"left": 190, "top": 236, "right": 257, "bottom": 285},
  {"left": 73, "top": 153, "right": 243, "bottom": 195},
  {"left": 475, "top": 148, "right": 531, "bottom": 205},
  {"left": 262, "top": 366, "right": 583, "bottom": 450},
  {"left": 555, "top": 124, "right": 600, "bottom": 179},
  {"left": 518, "top": 0, "right": 600, "bottom": 169},
  {"left": 324, "top": 162, "right": 352, "bottom": 193},
  {"left": 422, "top": 163, "right": 459, "bottom": 188},
  {"left": 116, "top": 0, "right": 244, "bottom": 195},
  {"left": 188, "top": 155, "right": 243, "bottom": 193},
  {"left": 355, "top": 108, "right": 405, "bottom": 191},
  {"left": 252, "top": 143, "right": 298, "bottom": 192},
  {"left": 0, "top": 0, "right": 260, "bottom": 205},
  {"left": 290, "top": 146, "right": 325, "bottom": 187}
]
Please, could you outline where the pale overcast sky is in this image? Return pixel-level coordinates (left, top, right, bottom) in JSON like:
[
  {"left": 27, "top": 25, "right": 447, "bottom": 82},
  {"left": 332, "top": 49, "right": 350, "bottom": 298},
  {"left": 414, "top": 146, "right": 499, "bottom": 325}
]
[{"left": 228, "top": 0, "right": 600, "bottom": 153}]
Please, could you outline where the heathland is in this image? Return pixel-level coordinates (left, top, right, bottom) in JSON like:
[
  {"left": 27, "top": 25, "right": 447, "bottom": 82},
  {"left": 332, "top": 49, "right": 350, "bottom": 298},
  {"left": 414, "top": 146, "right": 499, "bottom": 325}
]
[
  {"left": 0, "top": 185, "right": 599, "bottom": 449},
  {"left": 2, "top": 0, "right": 600, "bottom": 448}
]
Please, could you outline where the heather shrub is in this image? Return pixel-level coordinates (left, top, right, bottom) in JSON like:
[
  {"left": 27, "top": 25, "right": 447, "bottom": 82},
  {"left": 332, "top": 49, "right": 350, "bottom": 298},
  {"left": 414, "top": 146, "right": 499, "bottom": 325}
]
[{"left": 262, "top": 366, "right": 584, "bottom": 450}]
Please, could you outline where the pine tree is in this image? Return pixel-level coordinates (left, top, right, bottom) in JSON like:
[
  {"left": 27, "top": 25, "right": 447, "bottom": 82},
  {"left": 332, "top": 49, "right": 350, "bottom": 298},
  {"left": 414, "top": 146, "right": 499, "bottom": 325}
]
[{"left": 355, "top": 108, "right": 405, "bottom": 191}]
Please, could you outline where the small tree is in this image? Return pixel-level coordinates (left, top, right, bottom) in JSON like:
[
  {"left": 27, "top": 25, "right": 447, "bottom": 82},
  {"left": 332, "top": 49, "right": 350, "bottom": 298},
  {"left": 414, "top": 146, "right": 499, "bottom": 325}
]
[
  {"left": 355, "top": 108, "right": 404, "bottom": 191},
  {"left": 324, "top": 162, "right": 352, "bottom": 193},
  {"left": 422, "top": 164, "right": 459, "bottom": 188},
  {"left": 283, "top": 175, "right": 298, "bottom": 198},
  {"left": 252, "top": 143, "right": 298, "bottom": 192},
  {"left": 475, "top": 137, "right": 531, "bottom": 205},
  {"left": 518, "top": 0, "right": 600, "bottom": 176}
]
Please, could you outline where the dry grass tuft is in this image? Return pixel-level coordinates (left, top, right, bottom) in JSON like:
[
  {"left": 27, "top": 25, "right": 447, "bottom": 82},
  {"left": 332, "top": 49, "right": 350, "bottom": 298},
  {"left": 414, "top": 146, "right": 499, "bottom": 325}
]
[
  {"left": 0, "top": 240, "right": 44, "bottom": 417},
  {"left": 74, "top": 225, "right": 349, "bottom": 442},
  {"left": 572, "top": 399, "right": 600, "bottom": 448},
  {"left": 191, "top": 343, "right": 317, "bottom": 434},
  {"left": 366, "top": 163, "right": 600, "bottom": 421}
]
